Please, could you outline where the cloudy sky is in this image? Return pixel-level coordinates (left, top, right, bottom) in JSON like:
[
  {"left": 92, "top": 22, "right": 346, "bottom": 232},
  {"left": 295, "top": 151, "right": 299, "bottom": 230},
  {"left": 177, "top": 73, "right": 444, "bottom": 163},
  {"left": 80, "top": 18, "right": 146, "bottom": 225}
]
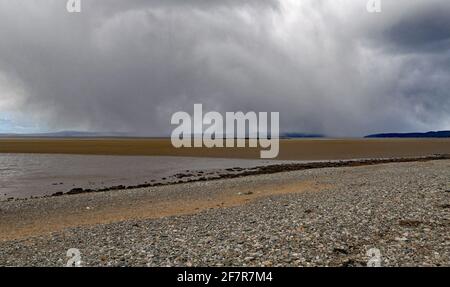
[{"left": 0, "top": 0, "right": 449, "bottom": 136}]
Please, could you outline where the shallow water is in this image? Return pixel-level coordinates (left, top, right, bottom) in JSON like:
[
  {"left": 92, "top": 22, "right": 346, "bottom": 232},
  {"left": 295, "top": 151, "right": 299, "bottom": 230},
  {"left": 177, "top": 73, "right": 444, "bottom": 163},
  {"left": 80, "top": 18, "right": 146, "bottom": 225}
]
[{"left": 0, "top": 154, "right": 293, "bottom": 199}]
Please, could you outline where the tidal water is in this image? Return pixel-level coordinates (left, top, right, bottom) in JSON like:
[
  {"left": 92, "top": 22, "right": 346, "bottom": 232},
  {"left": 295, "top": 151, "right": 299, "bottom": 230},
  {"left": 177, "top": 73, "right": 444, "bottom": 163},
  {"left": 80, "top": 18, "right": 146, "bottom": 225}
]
[{"left": 0, "top": 154, "right": 287, "bottom": 199}]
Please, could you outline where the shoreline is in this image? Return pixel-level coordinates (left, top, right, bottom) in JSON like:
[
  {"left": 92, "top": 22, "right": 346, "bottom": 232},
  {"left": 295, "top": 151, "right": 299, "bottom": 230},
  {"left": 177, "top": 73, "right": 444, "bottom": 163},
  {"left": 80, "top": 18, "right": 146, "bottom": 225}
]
[
  {"left": 3, "top": 154, "right": 449, "bottom": 201},
  {"left": 1, "top": 158, "right": 449, "bottom": 266}
]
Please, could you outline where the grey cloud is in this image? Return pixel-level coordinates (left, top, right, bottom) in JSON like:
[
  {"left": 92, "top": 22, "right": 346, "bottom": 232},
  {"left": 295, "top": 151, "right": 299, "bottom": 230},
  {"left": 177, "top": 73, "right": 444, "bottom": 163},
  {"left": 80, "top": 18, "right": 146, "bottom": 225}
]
[
  {"left": 0, "top": 0, "right": 449, "bottom": 136},
  {"left": 379, "top": 4, "right": 450, "bottom": 53}
]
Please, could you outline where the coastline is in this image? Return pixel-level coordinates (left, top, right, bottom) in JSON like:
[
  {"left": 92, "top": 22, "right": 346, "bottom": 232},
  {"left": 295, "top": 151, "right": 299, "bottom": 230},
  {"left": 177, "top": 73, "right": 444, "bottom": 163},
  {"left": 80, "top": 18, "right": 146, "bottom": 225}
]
[
  {"left": 2, "top": 154, "right": 449, "bottom": 200},
  {"left": 1, "top": 158, "right": 449, "bottom": 266}
]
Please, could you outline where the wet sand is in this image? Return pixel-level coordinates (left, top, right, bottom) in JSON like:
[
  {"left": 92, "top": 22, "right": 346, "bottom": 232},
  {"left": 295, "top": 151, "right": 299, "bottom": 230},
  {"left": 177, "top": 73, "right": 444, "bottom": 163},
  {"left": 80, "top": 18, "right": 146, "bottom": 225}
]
[
  {"left": 0, "top": 179, "right": 324, "bottom": 241},
  {"left": 1, "top": 138, "right": 450, "bottom": 160}
]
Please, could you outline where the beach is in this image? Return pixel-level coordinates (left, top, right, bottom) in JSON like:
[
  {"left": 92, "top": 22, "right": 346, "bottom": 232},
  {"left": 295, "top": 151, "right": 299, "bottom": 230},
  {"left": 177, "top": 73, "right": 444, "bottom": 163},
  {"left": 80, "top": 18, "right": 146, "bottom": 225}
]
[{"left": 1, "top": 157, "right": 449, "bottom": 266}]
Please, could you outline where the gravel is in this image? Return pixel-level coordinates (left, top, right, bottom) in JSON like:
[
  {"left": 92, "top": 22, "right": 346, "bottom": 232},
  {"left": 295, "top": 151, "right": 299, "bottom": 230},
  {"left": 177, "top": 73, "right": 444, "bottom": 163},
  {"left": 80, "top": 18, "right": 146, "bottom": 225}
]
[{"left": 0, "top": 160, "right": 449, "bottom": 267}]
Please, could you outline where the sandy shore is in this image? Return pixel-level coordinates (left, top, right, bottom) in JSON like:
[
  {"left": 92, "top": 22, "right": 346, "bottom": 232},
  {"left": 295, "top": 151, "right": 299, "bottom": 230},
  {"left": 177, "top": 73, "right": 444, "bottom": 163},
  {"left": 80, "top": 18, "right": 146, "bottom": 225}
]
[
  {"left": 1, "top": 138, "right": 450, "bottom": 160},
  {"left": 1, "top": 159, "right": 449, "bottom": 266}
]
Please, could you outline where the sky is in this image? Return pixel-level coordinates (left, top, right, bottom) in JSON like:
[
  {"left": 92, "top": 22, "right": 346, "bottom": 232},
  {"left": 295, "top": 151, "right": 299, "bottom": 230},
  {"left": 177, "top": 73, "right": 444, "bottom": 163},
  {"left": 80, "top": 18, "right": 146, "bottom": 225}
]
[{"left": 0, "top": 0, "right": 449, "bottom": 136}]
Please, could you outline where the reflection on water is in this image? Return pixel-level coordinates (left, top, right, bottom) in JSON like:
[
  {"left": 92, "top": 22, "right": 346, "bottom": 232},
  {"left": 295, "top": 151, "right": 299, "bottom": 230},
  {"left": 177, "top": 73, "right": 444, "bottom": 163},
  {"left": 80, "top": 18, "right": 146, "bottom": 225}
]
[{"left": 0, "top": 154, "right": 285, "bottom": 199}]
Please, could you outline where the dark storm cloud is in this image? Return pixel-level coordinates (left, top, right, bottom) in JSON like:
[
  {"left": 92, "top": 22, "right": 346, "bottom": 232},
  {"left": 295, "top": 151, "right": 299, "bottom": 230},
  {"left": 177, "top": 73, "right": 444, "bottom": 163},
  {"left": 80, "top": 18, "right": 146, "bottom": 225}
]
[
  {"left": 379, "top": 3, "right": 450, "bottom": 53},
  {"left": 0, "top": 0, "right": 449, "bottom": 136}
]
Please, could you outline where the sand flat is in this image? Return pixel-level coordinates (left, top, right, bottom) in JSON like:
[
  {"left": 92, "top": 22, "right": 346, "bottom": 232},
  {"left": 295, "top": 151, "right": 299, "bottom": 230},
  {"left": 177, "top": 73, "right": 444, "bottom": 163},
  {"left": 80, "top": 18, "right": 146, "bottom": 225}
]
[{"left": 0, "top": 138, "right": 449, "bottom": 160}]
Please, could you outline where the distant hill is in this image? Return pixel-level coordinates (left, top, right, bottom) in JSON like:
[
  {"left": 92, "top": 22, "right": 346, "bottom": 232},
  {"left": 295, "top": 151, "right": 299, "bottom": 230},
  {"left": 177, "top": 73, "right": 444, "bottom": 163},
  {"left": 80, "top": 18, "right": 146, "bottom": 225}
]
[
  {"left": 281, "top": 133, "right": 325, "bottom": 138},
  {"left": 365, "top": 131, "right": 450, "bottom": 138},
  {"left": 0, "top": 131, "right": 326, "bottom": 139},
  {"left": 4, "top": 130, "right": 447, "bottom": 139},
  {"left": 0, "top": 131, "right": 131, "bottom": 138}
]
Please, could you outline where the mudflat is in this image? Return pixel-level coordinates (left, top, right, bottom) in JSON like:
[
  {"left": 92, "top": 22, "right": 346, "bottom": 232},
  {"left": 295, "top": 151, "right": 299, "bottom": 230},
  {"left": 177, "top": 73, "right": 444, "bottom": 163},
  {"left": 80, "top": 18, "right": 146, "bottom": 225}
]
[{"left": 1, "top": 138, "right": 449, "bottom": 160}]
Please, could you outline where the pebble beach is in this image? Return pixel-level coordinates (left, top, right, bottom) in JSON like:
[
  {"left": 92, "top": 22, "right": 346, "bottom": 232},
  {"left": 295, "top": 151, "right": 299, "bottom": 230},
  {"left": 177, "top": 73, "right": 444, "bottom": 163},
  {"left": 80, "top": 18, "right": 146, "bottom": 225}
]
[{"left": 0, "top": 159, "right": 449, "bottom": 267}]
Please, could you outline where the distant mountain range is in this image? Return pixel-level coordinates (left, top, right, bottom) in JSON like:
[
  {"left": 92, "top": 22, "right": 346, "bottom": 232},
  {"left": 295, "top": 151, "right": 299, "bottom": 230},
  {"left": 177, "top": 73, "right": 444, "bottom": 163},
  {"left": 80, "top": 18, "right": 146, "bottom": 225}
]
[
  {"left": 281, "top": 133, "right": 325, "bottom": 138},
  {"left": 0, "top": 131, "right": 132, "bottom": 138},
  {"left": 0, "top": 131, "right": 326, "bottom": 139},
  {"left": 365, "top": 131, "right": 450, "bottom": 138},
  {"left": 0, "top": 130, "right": 448, "bottom": 138}
]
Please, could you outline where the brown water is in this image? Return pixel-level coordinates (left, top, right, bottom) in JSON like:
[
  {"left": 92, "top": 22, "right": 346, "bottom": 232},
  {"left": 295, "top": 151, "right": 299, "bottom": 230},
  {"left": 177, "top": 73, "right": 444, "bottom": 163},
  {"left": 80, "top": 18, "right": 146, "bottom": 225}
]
[{"left": 0, "top": 154, "right": 296, "bottom": 199}]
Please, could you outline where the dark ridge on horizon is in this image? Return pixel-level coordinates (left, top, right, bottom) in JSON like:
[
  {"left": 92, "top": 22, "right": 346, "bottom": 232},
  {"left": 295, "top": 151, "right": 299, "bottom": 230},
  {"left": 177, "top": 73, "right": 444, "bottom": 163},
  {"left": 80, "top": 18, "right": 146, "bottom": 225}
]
[
  {"left": 1, "top": 130, "right": 449, "bottom": 139},
  {"left": 0, "top": 131, "right": 326, "bottom": 139},
  {"left": 365, "top": 130, "right": 450, "bottom": 138},
  {"left": 281, "top": 133, "right": 325, "bottom": 138},
  {"left": 0, "top": 131, "right": 133, "bottom": 138}
]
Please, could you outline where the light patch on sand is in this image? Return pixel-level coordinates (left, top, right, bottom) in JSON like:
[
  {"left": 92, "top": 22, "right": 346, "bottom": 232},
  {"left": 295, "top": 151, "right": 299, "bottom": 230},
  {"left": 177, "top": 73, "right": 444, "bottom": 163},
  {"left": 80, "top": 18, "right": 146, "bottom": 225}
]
[{"left": 0, "top": 180, "right": 327, "bottom": 241}]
